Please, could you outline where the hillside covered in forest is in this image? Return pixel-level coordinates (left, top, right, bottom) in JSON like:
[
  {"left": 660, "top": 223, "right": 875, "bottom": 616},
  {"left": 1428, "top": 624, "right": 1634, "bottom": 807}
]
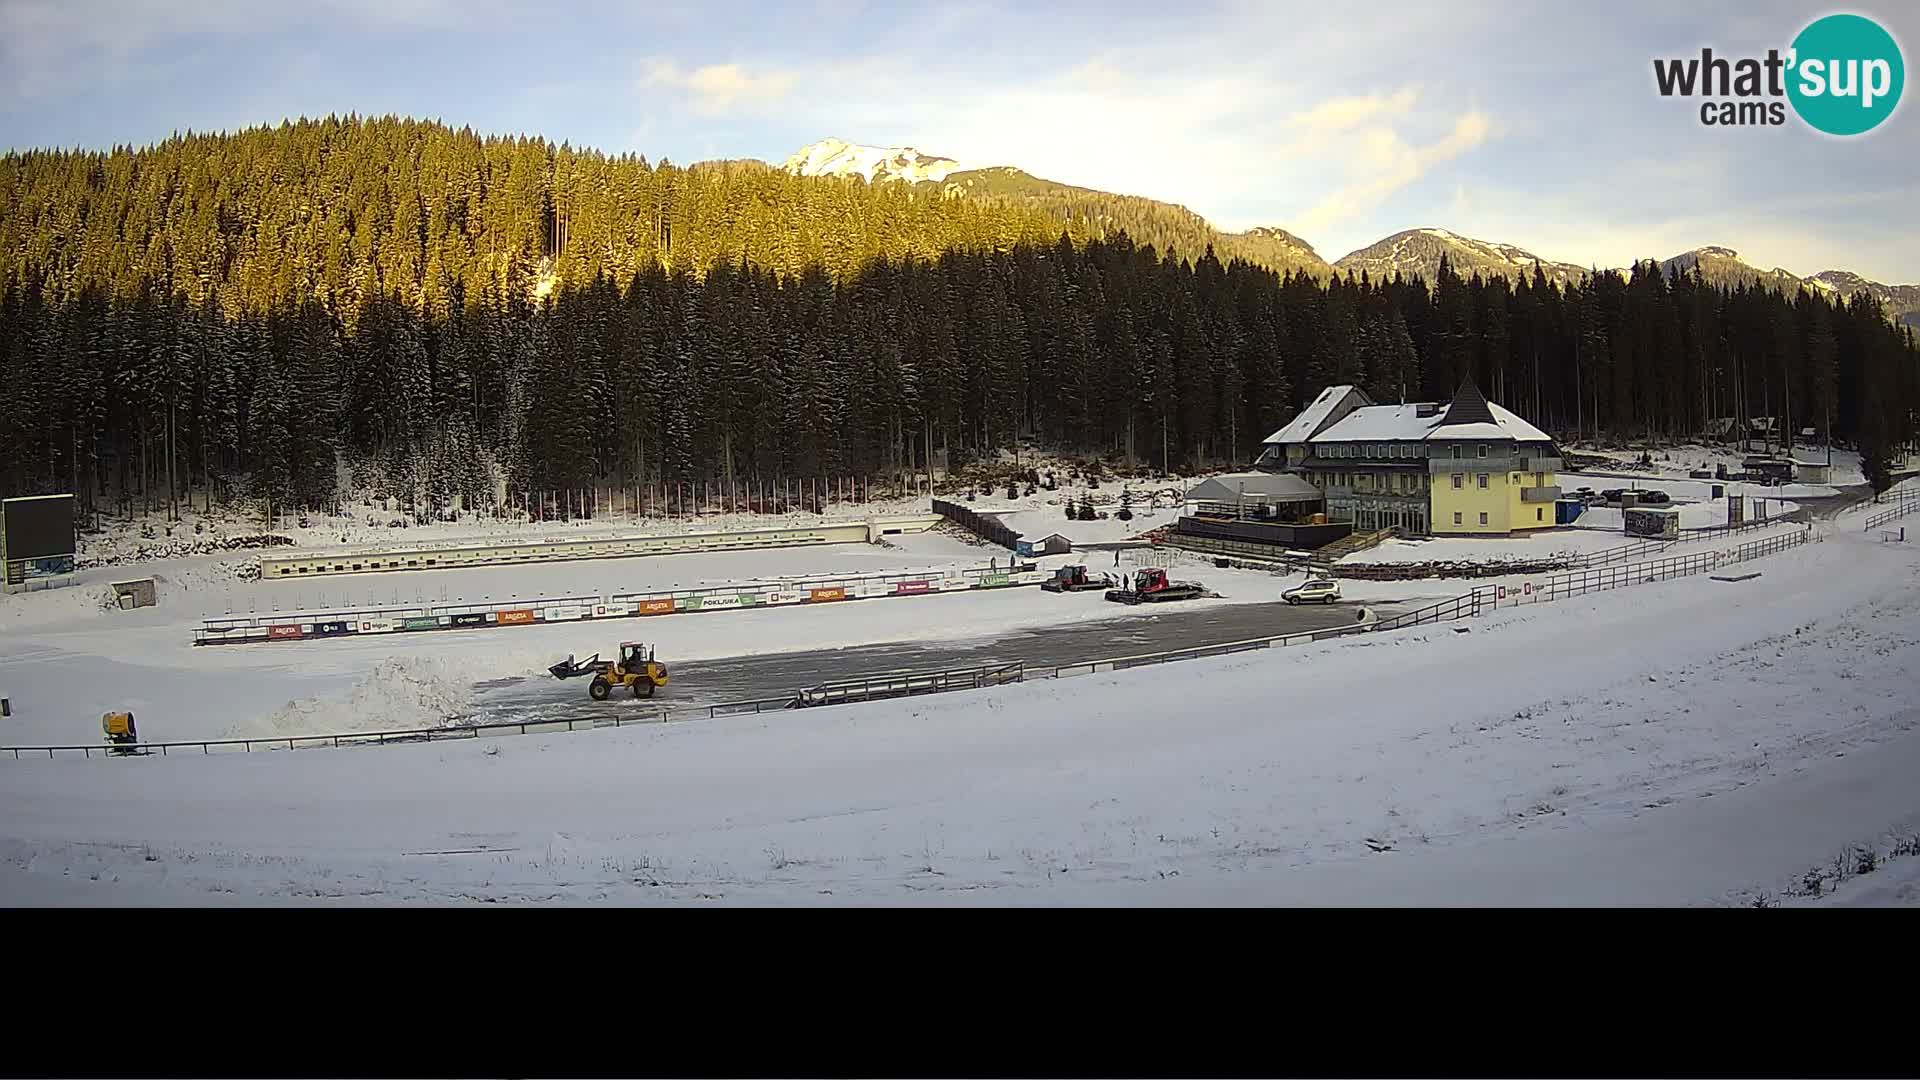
[{"left": 2, "top": 116, "right": 1917, "bottom": 524}]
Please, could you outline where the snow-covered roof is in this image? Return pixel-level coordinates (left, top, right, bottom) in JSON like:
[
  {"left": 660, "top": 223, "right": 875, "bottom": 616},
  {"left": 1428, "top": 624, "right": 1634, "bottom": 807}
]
[
  {"left": 1312, "top": 404, "right": 1448, "bottom": 442},
  {"left": 1424, "top": 421, "right": 1507, "bottom": 440},
  {"left": 1186, "top": 472, "right": 1323, "bottom": 504},
  {"left": 1486, "top": 403, "right": 1552, "bottom": 442},
  {"left": 1264, "top": 385, "right": 1369, "bottom": 445},
  {"left": 1425, "top": 403, "right": 1553, "bottom": 444},
  {"left": 1268, "top": 382, "right": 1555, "bottom": 448}
]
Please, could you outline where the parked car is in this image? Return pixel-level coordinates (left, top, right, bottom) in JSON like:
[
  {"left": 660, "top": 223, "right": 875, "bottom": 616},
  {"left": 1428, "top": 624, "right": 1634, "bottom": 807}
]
[
  {"left": 1600, "top": 488, "right": 1626, "bottom": 503},
  {"left": 1283, "top": 577, "right": 1341, "bottom": 605},
  {"left": 1637, "top": 490, "right": 1672, "bottom": 505}
]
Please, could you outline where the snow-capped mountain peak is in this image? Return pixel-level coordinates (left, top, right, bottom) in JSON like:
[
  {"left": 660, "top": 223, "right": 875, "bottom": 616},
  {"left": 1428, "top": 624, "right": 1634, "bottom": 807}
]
[
  {"left": 1334, "top": 227, "right": 1585, "bottom": 284},
  {"left": 782, "top": 137, "right": 968, "bottom": 184}
]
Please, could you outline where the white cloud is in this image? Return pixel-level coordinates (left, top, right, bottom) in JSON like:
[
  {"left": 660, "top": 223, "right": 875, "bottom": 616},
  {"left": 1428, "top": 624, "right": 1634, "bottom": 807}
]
[
  {"left": 1288, "top": 87, "right": 1419, "bottom": 137},
  {"left": 1294, "top": 109, "right": 1493, "bottom": 235},
  {"left": 641, "top": 59, "right": 796, "bottom": 116}
]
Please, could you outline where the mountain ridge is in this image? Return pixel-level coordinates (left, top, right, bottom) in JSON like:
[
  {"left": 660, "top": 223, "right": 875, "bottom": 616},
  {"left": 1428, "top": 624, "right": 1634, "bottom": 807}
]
[{"left": 775, "top": 138, "right": 1913, "bottom": 322}]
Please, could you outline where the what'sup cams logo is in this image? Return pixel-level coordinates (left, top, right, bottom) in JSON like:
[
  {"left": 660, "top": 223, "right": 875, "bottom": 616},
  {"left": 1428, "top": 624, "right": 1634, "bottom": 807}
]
[{"left": 1654, "top": 13, "right": 1904, "bottom": 134}]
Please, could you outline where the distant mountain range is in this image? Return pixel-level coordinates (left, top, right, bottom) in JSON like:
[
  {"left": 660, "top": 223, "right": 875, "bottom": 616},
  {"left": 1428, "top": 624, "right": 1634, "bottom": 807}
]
[{"left": 780, "top": 138, "right": 1918, "bottom": 326}]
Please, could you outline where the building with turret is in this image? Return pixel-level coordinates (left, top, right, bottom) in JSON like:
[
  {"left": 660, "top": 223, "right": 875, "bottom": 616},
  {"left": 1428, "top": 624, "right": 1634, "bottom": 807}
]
[{"left": 1255, "top": 379, "right": 1563, "bottom": 536}]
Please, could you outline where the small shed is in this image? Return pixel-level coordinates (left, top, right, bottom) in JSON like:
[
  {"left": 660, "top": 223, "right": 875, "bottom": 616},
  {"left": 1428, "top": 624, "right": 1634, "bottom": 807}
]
[
  {"left": 111, "top": 579, "right": 157, "bottom": 610},
  {"left": 1793, "top": 459, "right": 1831, "bottom": 485},
  {"left": 1743, "top": 457, "right": 1793, "bottom": 484},
  {"left": 1553, "top": 499, "right": 1584, "bottom": 525},
  {"left": 1015, "top": 533, "right": 1073, "bottom": 557},
  {"left": 1625, "top": 506, "right": 1680, "bottom": 540}
]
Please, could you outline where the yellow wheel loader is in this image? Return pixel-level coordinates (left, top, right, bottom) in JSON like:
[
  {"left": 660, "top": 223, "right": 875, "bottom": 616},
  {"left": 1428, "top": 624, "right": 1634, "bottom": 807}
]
[{"left": 549, "top": 642, "right": 670, "bottom": 701}]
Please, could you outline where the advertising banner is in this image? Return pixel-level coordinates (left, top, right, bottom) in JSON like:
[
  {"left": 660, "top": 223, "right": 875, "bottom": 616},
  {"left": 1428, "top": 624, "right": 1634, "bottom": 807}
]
[
  {"left": 809, "top": 586, "right": 846, "bottom": 602},
  {"left": 497, "top": 609, "right": 535, "bottom": 625},
  {"left": 5, "top": 554, "right": 76, "bottom": 585},
  {"left": 267, "top": 624, "right": 303, "bottom": 640},
  {"left": 638, "top": 598, "right": 675, "bottom": 615},
  {"left": 450, "top": 612, "right": 487, "bottom": 627},
  {"left": 894, "top": 579, "right": 930, "bottom": 595},
  {"left": 402, "top": 616, "right": 441, "bottom": 630}
]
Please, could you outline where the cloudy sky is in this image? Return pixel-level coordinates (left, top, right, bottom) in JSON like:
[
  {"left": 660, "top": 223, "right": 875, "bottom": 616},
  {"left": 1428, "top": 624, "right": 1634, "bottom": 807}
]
[{"left": 3, "top": 0, "right": 1916, "bottom": 281}]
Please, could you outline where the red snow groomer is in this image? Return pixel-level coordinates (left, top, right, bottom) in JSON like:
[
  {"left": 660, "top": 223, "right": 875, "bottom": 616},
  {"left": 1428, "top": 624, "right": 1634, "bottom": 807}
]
[{"left": 1104, "top": 566, "right": 1211, "bottom": 604}]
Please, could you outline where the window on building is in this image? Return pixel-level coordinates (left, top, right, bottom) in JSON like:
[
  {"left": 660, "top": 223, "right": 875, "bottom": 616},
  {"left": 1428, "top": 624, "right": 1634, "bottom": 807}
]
[
  {"left": 1537, "top": 507, "right": 1544, "bottom": 521},
  {"left": 1480, "top": 512, "right": 1489, "bottom": 525},
  {"left": 1452, "top": 473, "right": 1463, "bottom": 489},
  {"left": 1512, "top": 473, "right": 1521, "bottom": 484},
  {"left": 1478, "top": 473, "right": 1489, "bottom": 489},
  {"left": 1450, "top": 445, "right": 1461, "bottom": 459},
  {"left": 1454, "top": 512, "right": 1462, "bottom": 525},
  {"left": 1478, "top": 444, "right": 1487, "bottom": 457}
]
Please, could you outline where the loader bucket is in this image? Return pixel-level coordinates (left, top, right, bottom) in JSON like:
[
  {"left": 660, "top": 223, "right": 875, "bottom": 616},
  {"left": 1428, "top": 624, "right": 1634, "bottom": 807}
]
[{"left": 549, "top": 653, "right": 602, "bottom": 679}]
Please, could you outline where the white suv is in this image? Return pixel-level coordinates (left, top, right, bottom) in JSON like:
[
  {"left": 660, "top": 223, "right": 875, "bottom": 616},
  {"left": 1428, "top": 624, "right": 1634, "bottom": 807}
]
[{"left": 1283, "top": 577, "right": 1341, "bottom": 605}]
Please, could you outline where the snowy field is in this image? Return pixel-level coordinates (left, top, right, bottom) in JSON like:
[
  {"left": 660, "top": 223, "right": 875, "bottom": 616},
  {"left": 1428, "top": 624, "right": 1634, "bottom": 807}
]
[
  {"left": 1340, "top": 502, "right": 1801, "bottom": 566},
  {"left": 8, "top": 525, "right": 1448, "bottom": 745},
  {"left": 0, "top": 514, "right": 1813, "bottom": 748},
  {"left": 75, "top": 491, "right": 940, "bottom": 568},
  {"left": 1347, "top": 529, "right": 1644, "bottom": 565},
  {"left": 1566, "top": 441, "right": 1867, "bottom": 488},
  {"left": 1, "top": 518, "right": 1912, "bottom": 906},
  {"left": 1564, "top": 498, "right": 1800, "bottom": 532},
  {"left": 1559, "top": 469, "right": 1829, "bottom": 504}
]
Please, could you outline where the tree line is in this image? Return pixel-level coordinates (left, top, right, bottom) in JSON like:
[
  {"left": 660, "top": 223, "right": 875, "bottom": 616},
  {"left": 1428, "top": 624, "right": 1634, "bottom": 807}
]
[{"left": 2, "top": 115, "right": 1916, "bottom": 521}]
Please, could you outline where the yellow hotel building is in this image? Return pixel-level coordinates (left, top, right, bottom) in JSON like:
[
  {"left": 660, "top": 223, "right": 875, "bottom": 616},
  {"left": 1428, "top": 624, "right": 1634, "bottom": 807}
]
[{"left": 1255, "top": 379, "right": 1563, "bottom": 536}]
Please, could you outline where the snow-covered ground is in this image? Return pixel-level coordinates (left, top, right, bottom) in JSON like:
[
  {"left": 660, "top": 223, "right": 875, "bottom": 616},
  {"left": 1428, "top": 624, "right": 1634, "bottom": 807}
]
[
  {"left": 1560, "top": 469, "right": 1831, "bottom": 503},
  {"left": 75, "top": 493, "right": 938, "bottom": 568},
  {"left": 1347, "top": 529, "right": 1638, "bottom": 565},
  {"left": 3, "top": 526, "right": 1409, "bottom": 745},
  {"left": 1565, "top": 441, "right": 1866, "bottom": 488},
  {"left": 1566, "top": 498, "right": 1799, "bottom": 532},
  {"left": 1, "top": 517, "right": 1911, "bottom": 906},
  {"left": 0, "top": 508, "right": 1816, "bottom": 748},
  {"left": 1800, "top": 850, "right": 1920, "bottom": 907},
  {"left": 1341, "top": 503, "right": 1800, "bottom": 566}
]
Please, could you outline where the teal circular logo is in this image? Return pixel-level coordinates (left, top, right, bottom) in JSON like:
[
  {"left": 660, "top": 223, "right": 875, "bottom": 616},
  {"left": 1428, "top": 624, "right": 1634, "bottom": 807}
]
[{"left": 1787, "top": 14, "right": 1904, "bottom": 135}]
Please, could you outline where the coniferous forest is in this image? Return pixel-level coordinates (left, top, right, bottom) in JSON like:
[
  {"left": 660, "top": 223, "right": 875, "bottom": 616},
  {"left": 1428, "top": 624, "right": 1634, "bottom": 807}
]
[{"left": 3, "top": 116, "right": 1917, "bottom": 522}]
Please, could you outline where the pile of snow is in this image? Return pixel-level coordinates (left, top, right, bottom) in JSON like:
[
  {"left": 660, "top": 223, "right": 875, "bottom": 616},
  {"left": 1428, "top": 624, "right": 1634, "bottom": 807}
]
[{"left": 234, "top": 656, "right": 476, "bottom": 740}]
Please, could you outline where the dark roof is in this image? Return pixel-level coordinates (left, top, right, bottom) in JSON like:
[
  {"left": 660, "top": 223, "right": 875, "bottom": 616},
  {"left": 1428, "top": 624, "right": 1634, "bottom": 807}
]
[{"left": 1438, "top": 377, "right": 1496, "bottom": 428}]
